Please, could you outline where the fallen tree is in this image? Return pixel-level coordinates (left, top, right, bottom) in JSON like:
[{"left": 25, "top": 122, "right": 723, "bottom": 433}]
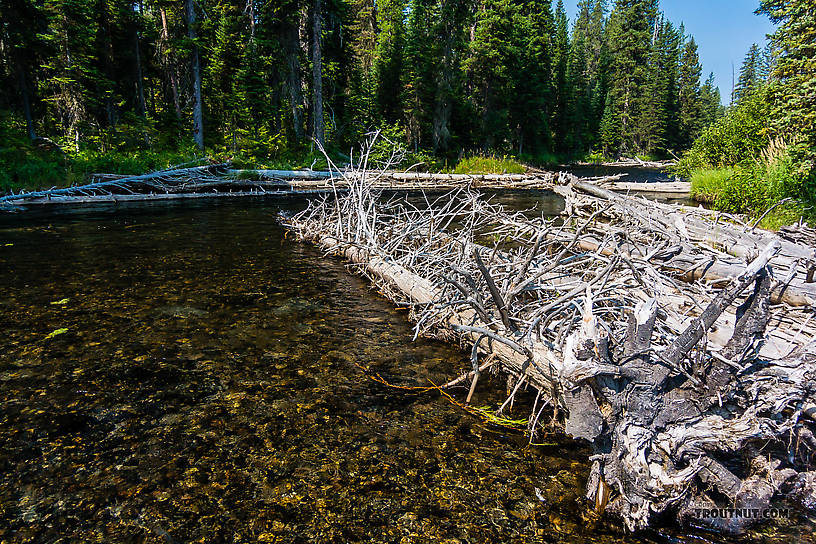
[
  {"left": 281, "top": 133, "right": 816, "bottom": 534},
  {"left": 0, "top": 162, "right": 293, "bottom": 209}
]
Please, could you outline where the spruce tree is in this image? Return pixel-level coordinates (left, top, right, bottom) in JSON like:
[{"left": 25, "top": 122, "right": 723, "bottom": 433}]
[
  {"left": 464, "top": 0, "right": 521, "bottom": 151},
  {"left": 699, "top": 72, "right": 723, "bottom": 128},
  {"left": 373, "top": 0, "right": 406, "bottom": 124},
  {"left": 734, "top": 43, "right": 762, "bottom": 104},
  {"left": 757, "top": 0, "right": 816, "bottom": 160},
  {"left": 404, "top": 0, "right": 436, "bottom": 150},
  {"left": 639, "top": 17, "right": 680, "bottom": 155},
  {"left": 677, "top": 35, "right": 703, "bottom": 150},
  {"left": 511, "top": 0, "right": 554, "bottom": 156},
  {"left": 551, "top": 0, "right": 570, "bottom": 151},
  {"left": 600, "top": 0, "right": 658, "bottom": 156}
]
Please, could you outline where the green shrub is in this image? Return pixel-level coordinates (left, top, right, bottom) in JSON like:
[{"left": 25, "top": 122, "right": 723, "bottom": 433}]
[
  {"left": 674, "top": 87, "right": 771, "bottom": 178},
  {"left": 580, "top": 150, "right": 611, "bottom": 164},
  {"left": 689, "top": 150, "right": 814, "bottom": 229}
]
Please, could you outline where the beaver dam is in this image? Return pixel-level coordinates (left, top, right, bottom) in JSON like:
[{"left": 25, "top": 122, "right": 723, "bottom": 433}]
[{"left": 279, "top": 150, "right": 816, "bottom": 534}]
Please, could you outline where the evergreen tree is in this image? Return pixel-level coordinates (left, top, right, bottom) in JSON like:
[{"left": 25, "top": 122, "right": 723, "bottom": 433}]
[
  {"left": 345, "top": 0, "right": 379, "bottom": 138},
  {"left": 677, "top": 35, "right": 703, "bottom": 150},
  {"left": 511, "top": 0, "right": 554, "bottom": 156},
  {"left": 373, "top": 0, "right": 405, "bottom": 124},
  {"left": 404, "top": 0, "right": 436, "bottom": 150},
  {"left": 600, "top": 0, "right": 659, "bottom": 156},
  {"left": 564, "top": 0, "right": 607, "bottom": 155},
  {"left": 551, "top": 0, "right": 570, "bottom": 150},
  {"left": 757, "top": 0, "right": 816, "bottom": 158},
  {"left": 699, "top": 72, "right": 723, "bottom": 128},
  {"left": 734, "top": 43, "right": 762, "bottom": 104},
  {"left": 0, "top": 0, "right": 47, "bottom": 140},
  {"left": 639, "top": 17, "right": 680, "bottom": 154},
  {"left": 464, "top": 0, "right": 521, "bottom": 151},
  {"left": 0, "top": 0, "right": 724, "bottom": 167}
]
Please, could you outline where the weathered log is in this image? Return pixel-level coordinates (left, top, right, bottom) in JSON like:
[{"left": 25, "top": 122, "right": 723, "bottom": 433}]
[
  {"left": 281, "top": 142, "right": 815, "bottom": 534},
  {"left": 562, "top": 180, "right": 816, "bottom": 307},
  {"left": 0, "top": 163, "right": 230, "bottom": 207}
]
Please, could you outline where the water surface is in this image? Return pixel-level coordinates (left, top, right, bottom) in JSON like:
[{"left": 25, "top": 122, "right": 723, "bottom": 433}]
[{"left": 0, "top": 196, "right": 811, "bottom": 543}]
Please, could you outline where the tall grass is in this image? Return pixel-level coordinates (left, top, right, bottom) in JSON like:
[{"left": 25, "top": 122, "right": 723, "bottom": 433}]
[
  {"left": 689, "top": 168, "right": 734, "bottom": 203},
  {"left": 453, "top": 155, "right": 526, "bottom": 175},
  {"left": 689, "top": 149, "right": 814, "bottom": 230}
]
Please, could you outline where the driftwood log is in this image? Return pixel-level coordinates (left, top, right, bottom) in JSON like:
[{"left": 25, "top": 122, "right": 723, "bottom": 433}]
[
  {"left": 0, "top": 162, "right": 281, "bottom": 209},
  {"left": 280, "top": 144, "right": 816, "bottom": 534}
]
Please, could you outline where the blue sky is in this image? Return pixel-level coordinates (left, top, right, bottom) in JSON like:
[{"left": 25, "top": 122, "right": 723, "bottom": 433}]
[{"left": 564, "top": 1, "right": 777, "bottom": 104}]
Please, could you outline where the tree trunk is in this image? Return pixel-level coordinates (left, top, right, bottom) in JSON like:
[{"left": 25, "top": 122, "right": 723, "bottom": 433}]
[
  {"left": 133, "top": 23, "right": 146, "bottom": 118},
  {"left": 311, "top": 0, "right": 325, "bottom": 147},
  {"left": 160, "top": 8, "right": 183, "bottom": 124},
  {"left": 283, "top": 21, "right": 305, "bottom": 141},
  {"left": 16, "top": 67, "right": 36, "bottom": 140},
  {"left": 185, "top": 0, "right": 204, "bottom": 151}
]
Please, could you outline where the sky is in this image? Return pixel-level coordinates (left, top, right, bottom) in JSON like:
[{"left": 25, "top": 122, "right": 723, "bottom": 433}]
[{"left": 564, "top": 0, "right": 777, "bottom": 104}]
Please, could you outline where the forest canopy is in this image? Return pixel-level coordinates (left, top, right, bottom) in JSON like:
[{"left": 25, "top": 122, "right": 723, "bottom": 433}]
[{"left": 0, "top": 0, "right": 724, "bottom": 182}]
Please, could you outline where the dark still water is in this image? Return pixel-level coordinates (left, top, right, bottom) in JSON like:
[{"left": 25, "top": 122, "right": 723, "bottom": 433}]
[
  {"left": 565, "top": 165, "right": 675, "bottom": 183},
  {"left": 0, "top": 196, "right": 811, "bottom": 544}
]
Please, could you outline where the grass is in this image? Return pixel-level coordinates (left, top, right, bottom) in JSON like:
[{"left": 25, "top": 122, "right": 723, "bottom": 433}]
[
  {"left": 689, "top": 163, "right": 814, "bottom": 230},
  {"left": 689, "top": 168, "right": 735, "bottom": 203},
  {"left": 0, "top": 143, "right": 204, "bottom": 194},
  {"left": 453, "top": 155, "right": 526, "bottom": 175}
]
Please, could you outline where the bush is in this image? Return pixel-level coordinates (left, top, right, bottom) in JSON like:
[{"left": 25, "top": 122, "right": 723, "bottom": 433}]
[
  {"left": 689, "top": 150, "right": 814, "bottom": 229},
  {"left": 674, "top": 87, "right": 771, "bottom": 178}
]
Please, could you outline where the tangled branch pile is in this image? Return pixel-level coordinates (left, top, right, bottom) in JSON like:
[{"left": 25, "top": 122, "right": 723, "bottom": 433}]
[{"left": 281, "top": 142, "right": 816, "bottom": 533}]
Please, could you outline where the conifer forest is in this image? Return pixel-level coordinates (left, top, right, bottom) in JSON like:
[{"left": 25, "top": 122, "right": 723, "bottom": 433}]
[{"left": 1, "top": 0, "right": 728, "bottom": 166}]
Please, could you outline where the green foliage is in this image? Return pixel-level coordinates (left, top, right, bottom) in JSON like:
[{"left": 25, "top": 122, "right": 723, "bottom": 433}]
[
  {"left": 687, "top": 155, "right": 814, "bottom": 229},
  {"left": 600, "top": 0, "right": 659, "bottom": 156},
  {"left": 757, "top": 0, "right": 816, "bottom": 169},
  {"left": 453, "top": 155, "right": 525, "bottom": 175},
  {"left": 0, "top": 117, "right": 202, "bottom": 192},
  {"left": 580, "top": 150, "right": 612, "bottom": 164},
  {"left": 688, "top": 168, "right": 735, "bottom": 203},
  {"left": 734, "top": 43, "right": 764, "bottom": 104},
  {"left": 674, "top": 87, "right": 771, "bottom": 177},
  {"left": 678, "top": 0, "right": 816, "bottom": 230},
  {"left": 0, "top": 0, "right": 735, "bottom": 191},
  {"left": 714, "top": 152, "right": 806, "bottom": 215}
]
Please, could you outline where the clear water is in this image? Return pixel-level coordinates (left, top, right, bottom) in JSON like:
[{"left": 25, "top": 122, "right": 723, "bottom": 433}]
[{"left": 0, "top": 196, "right": 812, "bottom": 543}]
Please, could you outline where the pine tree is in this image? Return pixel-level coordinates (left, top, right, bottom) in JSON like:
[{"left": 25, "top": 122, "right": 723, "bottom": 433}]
[
  {"left": 551, "top": 0, "right": 570, "bottom": 151},
  {"left": 699, "top": 72, "right": 722, "bottom": 128},
  {"left": 639, "top": 17, "right": 680, "bottom": 154},
  {"left": 733, "top": 43, "right": 762, "bottom": 104},
  {"left": 757, "top": 0, "right": 816, "bottom": 158},
  {"left": 677, "top": 35, "right": 703, "bottom": 150},
  {"left": 0, "top": 0, "right": 46, "bottom": 140},
  {"left": 464, "top": 0, "right": 522, "bottom": 151},
  {"left": 599, "top": 0, "right": 659, "bottom": 156},
  {"left": 345, "top": 0, "right": 378, "bottom": 139},
  {"left": 373, "top": 0, "right": 405, "bottom": 124},
  {"left": 404, "top": 0, "right": 436, "bottom": 150},
  {"left": 511, "top": 0, "right": 554, "bottom": 156},
  {"left": 564, "top": 0, "right": 607, "bottom": 156}
]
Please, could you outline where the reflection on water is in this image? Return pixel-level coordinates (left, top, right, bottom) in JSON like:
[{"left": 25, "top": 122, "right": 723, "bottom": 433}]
[
  {"left": 0, "top": 197, "right": 812, "bottom": 543},
  {"left": 564, "top": 165, "right": 675, "bottom": 183}
]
